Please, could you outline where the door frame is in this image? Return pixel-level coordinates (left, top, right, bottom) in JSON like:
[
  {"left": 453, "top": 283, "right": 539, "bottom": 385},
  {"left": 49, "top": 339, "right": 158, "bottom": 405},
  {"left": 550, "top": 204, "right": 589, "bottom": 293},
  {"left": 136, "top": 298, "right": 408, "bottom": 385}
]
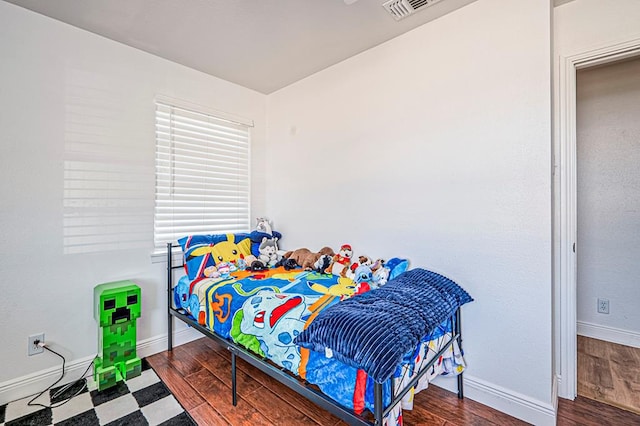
[{"left": 555, "top": 36, "right": 640, "bottom": 400}]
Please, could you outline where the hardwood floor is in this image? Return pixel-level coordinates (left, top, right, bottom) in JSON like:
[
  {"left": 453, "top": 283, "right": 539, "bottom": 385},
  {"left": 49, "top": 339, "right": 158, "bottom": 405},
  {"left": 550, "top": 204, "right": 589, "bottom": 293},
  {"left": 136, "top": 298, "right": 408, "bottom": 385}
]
[
  {"left": 577, "top": 335, "right": 640, "bottom": 415},
  {"left": 147, "top": 337, "right": 640, "bottom": 425}
]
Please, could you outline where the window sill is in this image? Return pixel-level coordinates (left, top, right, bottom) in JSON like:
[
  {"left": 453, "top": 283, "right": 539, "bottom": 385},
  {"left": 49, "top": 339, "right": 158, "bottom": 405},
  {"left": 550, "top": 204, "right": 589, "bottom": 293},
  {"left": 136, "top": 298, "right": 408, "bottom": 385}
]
[{"left": 151, "top": 249, "right": 183, "bottom": 265}]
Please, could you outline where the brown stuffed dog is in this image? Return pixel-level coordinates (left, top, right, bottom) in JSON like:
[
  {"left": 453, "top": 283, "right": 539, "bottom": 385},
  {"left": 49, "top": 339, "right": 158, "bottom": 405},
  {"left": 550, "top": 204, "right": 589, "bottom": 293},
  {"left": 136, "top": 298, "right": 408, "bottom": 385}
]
[{"left": 283, "top": 246, "right": 335, "bottom": 271}]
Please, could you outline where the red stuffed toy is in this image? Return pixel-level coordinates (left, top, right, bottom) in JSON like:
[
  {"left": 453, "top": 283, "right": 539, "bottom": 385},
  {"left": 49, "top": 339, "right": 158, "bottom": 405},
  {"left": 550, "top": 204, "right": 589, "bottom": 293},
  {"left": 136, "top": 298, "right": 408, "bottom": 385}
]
[{"left": 325, "top": 244, "right": 353, "bottom": 277}]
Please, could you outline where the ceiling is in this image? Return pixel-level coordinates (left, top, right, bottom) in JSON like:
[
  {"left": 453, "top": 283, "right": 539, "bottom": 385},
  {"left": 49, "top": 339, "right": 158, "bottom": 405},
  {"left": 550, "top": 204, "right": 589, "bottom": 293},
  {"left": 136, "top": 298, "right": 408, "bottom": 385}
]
[{"left": 4, "top": 0, "right": 480, "bottom": 94}]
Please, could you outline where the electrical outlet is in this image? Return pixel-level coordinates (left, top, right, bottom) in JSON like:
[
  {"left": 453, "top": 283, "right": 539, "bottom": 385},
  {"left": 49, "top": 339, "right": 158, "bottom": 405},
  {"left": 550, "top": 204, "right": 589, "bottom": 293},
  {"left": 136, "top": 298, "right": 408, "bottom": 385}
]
[
  {"left": 28, "top": 333, "right": 44, "bottom": 356},
  {"left": 597, "top": 298, "right": 610, "bottom": 314}
]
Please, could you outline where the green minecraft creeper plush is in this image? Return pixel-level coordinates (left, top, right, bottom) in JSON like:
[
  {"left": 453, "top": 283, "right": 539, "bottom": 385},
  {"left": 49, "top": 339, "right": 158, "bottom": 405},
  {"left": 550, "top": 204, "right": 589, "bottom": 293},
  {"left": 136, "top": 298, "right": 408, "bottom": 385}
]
[{"left": 93, "top": 280, "right": 142, "bottom": 391}]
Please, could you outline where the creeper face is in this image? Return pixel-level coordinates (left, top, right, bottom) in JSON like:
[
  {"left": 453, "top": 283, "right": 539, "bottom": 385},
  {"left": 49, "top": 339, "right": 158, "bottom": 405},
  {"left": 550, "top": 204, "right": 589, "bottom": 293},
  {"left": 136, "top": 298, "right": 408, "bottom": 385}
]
[
  {"left": 93, "top": 281, "right": 142, "bottom": 391},
  {"left": 97, "top": 286, "right": 141, "bottom": 328}
]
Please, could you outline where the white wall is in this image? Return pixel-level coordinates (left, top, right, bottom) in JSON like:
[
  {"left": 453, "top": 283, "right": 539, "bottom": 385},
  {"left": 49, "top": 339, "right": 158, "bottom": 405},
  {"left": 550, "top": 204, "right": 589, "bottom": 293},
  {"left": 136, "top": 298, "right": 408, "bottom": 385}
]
[
  {"left": 0, "top": 1, "right": 266, "bottom": 403},
  {"left": 267, "top": 0, "right": 553, "bottom": 423},
  {"left": 554, "top": 0, "right": 640, "bottom": 57},
  {"left": 576, "top": 58, "right": 640, "bottom": 340}
]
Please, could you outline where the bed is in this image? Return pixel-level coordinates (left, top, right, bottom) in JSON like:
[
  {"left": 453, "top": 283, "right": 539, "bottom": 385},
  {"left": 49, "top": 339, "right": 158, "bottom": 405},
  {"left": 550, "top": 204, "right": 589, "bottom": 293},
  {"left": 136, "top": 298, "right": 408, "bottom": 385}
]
[{"left": 166, "top": 232, "right": 473, "bottom": 425}]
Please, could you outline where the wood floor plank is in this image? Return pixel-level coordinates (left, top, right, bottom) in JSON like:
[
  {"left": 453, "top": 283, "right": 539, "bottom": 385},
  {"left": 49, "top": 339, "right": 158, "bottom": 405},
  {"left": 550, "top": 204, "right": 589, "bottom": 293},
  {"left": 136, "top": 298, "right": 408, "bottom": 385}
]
[
  {"left": 189, "top": 337, "right": 342, "bottom": 424},
  {"left": 186, "top": 367, "right": 273, "bottom": 425},
  {"left": 200, "top": 353, "right": 266, "bottom": 399},
  {"left": 221, "top": 351, "right": 343, "bottom": 425},
  {"left": 232, "top": 356, "right": 273, "bottom": 385},
  {"left": 183, "top": 338, "right": 223, "bottom": 359},
  {"left": 199, "top": 336, "right": 227, "bottom": 353},
  {"left": 557, "top": 396, "right": 640, "bottom": 426},
  {"left": 607, "top": 341, "right": 640, "bottom": 367},
  {"left": 243, "top": 383, "right": 321, "bottom": 425},
  {"left": 147, "top": 354, "right": 205, "bottom": 411},
  {"left": 577, "top": 351, "right": 614, "bottom": 396},
  {"left": 608, "top": 366, "right": 640, "bottom": 415},
  {"left": 412, "top": 385, "right": 529, "bottom": 426},
  {"left": 189, "top": 402, "right": 235, "bottom": 426},
  {"left": 242, "top": 364, "right": 342, "bottom": 424},
  {"left": 198, "top": 338, "right": 320, "bottom": 413},
  {"left": 578, "top": 335, "right": 609, "bottom": 359},
  {"left": 578, "top": 336, "right": 640, "bottom": 414},
  {"left": 416, "top": 395, "right": 497, "bottom": 425},
  {"left": 166, "top": 344, "right": 207, "bottom": 377},
  {"left": 400, "top": 402, "right": 447, "bottom": 426}
]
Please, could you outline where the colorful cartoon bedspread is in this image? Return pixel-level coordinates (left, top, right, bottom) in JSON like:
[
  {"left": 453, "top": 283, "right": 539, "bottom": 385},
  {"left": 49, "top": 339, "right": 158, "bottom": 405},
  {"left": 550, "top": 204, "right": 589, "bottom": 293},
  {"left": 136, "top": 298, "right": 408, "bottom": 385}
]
[
  {"left": 204, "top": 267, "right": 345, "bottom": 371},
  {"left": 174, "top": 267, "right": 465, "bottom": 424}
]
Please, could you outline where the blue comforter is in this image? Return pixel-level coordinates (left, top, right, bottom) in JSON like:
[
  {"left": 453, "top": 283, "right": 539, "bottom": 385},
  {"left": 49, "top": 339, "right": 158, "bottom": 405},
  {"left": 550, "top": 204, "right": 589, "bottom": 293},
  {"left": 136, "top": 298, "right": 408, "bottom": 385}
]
[{"left": 294, "top": 268, "right": 473, "bottom": 383}]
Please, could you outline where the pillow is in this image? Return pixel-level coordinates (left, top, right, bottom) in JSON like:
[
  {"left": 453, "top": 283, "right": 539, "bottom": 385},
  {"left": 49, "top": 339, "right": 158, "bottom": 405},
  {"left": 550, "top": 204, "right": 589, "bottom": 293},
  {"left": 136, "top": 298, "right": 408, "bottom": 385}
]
[
  {"left": 294, "top": 268, "right": 473, "bottom": 383},
  {"left": 178, "top": 233, "right": 253, "bottom": 280}
]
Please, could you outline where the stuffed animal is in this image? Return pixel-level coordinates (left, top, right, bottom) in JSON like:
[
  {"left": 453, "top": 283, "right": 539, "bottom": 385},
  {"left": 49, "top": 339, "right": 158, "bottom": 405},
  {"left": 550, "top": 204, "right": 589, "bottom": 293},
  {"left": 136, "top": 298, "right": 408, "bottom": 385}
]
[
  {"left": 325, "top": 244, "right": 353, "bottom": 277},
  {"left": 249, "top": 260, "right": 268, "bottom": 271},
  {"left": 237, "top": 254, "right": 257, "bottom": 271},
  {"left": 370, "top": 258, "right": 390, "bottom": 288},
  {"left": 276, "top": 257, "right": 299, "bottom": 270},
  {"left": 386, "top": 258, "right": 409, "bottom": 280},
  {"left": 371, "top": 266, "right": 390, "bottom": 288},
  {"left": 255, "top": 217, "right": 273, "bottom": 236},
  {"left": 236, "top": 256, "right": 247, "bottom": 271},
  {"left": 258, "top": 237, "right": 280, "bottom": 267},
  {"left": 283, "top": 246, "right": 335, "bottom": 271},
  {"left": 358, "top": 255, "right": 373, "bottom": 267},
  {"left": 371, "top": 258, "right": 385, "bottom": 272},
  {"left": 347, "top": 255, "right": 373, "bottom": 279},
  {"left": 217, "top": 262, "right": 232, "bottom": 278},
  {"left": 203, "top": 265, "right": 220, "bottom": 278},
  {"left": 352, "top": 264, "right": 373, "bottom": 285},
  {"left": 312, "top": 254, "right": 333, "bottom": 273},
  {"left": 308, "top": 276, "right": 357, "bottom": 299}
]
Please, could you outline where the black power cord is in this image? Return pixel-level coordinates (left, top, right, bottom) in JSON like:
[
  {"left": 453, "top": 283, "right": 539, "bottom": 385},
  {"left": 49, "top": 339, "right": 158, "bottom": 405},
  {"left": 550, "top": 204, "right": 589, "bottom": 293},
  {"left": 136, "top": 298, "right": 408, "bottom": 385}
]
[{"left": 27, "top": 342, "right": 97, "bottom": 409}]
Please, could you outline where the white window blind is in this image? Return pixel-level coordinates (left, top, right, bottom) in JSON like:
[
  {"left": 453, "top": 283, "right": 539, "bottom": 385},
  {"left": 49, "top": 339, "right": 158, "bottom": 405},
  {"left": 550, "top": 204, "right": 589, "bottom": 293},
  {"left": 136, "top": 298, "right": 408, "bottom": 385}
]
[{"left": 154, "top": 100, "right": 251, "bottom": 250}]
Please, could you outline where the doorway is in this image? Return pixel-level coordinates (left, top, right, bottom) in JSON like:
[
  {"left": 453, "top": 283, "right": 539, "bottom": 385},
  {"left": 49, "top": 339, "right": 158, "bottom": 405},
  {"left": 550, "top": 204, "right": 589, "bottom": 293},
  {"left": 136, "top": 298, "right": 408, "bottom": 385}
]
[
  {"left": 575, "top": 57, "right": 640, "bottom": 414},
  {"left": 555, "top": 40, "right": 640, "bottom": 402}
]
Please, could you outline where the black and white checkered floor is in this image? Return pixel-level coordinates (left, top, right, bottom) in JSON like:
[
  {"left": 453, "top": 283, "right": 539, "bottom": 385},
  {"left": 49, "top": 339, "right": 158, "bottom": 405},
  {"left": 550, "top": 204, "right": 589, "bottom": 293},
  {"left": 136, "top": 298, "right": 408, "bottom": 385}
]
[{"left": 0, "top": 360, "right": 195, "bottom": 426}]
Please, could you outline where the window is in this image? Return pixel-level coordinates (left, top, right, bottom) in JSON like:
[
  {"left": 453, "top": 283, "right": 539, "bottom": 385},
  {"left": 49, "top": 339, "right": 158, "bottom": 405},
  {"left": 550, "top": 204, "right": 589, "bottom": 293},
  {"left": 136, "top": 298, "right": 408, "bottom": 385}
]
[{"left": 154, "top": 98, "right": 251, "bottom": 251}]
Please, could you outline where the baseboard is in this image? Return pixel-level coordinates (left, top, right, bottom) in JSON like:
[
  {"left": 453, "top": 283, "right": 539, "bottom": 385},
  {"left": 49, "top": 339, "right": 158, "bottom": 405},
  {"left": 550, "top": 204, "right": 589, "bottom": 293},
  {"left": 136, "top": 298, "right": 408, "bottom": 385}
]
[
  {"left": 0, "top": 327, "right": 202, "bottom": 406},
  {"left": 578, "top": 321, "right": 640, "bottom": 348},
  {"left": 433, "top": 374, "right": 557, "bottom": 425},
  {"left": 136, "top": 326, "right": 203, "bottom": 359}
]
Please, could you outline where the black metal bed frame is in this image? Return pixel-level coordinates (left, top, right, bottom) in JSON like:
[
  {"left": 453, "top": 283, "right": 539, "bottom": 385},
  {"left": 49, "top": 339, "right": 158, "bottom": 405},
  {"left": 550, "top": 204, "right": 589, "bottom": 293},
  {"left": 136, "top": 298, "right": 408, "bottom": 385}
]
[{"left": 166, "top": 243, "right": 464, "bottom": 425}]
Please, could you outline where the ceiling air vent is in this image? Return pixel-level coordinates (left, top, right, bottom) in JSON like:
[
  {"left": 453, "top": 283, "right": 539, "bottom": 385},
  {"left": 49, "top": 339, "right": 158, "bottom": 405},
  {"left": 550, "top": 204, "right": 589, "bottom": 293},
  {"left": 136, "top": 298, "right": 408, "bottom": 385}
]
[{"left": 382, "top": 0, "right": 444, "bottom": 21}]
